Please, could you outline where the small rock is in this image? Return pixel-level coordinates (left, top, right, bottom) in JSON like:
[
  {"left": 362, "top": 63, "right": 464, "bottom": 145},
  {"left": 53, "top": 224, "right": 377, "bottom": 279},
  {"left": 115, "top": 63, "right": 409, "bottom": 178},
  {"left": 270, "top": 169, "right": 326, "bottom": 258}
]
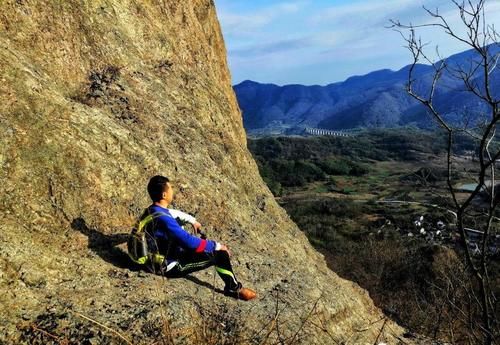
[
  {"left": 20, "top": 270, "right": 46, "bottom": 288},
  {"left": 91, "top": 89, "right": 105, "bottom": 98},
  {"left": 85, "top": 337, "right": 98, "bottom": 345}
]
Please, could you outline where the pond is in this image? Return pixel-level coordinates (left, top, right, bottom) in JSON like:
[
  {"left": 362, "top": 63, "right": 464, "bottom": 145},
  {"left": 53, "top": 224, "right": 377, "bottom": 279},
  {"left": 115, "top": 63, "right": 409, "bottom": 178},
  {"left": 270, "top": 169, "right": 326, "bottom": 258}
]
[
  {"left": 457, "top": 183, "right": 479, "bottom": 192},
  {"left": 456, "top": 181, "right": 494, "bottom": 192}
]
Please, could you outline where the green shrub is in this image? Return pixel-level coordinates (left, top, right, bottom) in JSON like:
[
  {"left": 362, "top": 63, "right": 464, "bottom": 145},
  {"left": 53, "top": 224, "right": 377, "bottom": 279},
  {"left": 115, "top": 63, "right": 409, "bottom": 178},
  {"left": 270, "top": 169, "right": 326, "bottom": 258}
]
[
  {"left": 348, "top": 162, "right": 369, "bottom": 176},
  {"left": 317, "top": 159, "right": 351, "bottom": 175}
]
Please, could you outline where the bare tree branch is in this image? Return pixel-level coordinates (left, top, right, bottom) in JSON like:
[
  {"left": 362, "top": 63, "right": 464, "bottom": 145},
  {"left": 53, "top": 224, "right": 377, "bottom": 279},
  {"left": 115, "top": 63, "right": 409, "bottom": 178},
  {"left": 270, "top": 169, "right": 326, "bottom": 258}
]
[{"left": 392, "top": 1, "right": 498, "bottom": 343}]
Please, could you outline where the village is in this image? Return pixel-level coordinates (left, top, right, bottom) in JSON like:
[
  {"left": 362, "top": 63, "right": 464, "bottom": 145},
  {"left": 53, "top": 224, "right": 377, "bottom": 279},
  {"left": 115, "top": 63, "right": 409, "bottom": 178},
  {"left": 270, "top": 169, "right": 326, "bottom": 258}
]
[{"left": 388, "top": 213, "right": 500, "bottom": 257}]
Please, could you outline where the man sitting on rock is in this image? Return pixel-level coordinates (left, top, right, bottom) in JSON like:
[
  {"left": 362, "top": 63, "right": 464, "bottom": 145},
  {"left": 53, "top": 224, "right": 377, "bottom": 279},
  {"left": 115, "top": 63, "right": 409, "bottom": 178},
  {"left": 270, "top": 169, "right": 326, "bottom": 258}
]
[{"left": 134, "top": 175, "right": 256, "bottom": 301}]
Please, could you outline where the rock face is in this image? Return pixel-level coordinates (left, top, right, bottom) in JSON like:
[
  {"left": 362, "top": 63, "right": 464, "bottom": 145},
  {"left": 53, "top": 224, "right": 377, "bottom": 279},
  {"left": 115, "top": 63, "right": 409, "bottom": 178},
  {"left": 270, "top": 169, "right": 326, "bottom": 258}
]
[{"left": 0, "top": 1, "right": 411, "bottom": 343}]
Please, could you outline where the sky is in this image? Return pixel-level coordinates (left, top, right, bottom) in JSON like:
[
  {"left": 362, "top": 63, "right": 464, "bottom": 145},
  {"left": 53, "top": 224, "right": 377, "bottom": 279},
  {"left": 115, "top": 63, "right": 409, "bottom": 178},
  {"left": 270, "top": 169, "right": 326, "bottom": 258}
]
[{"left": 214, "top": 0, "right": 500, "bottom": 86}]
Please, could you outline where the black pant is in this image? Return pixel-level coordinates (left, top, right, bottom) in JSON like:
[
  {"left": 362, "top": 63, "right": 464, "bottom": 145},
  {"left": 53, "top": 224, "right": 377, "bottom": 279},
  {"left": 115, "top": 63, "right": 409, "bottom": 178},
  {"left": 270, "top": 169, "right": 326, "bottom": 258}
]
[{"left": 163, "top": 250, "right": 240, "bottom": 291}]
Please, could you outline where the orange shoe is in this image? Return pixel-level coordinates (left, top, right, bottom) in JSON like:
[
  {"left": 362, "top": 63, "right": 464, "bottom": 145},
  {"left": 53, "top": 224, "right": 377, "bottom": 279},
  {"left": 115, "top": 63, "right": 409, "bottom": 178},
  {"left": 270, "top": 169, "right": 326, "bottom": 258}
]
[
  {"left": 237, "top": 287, "right": 257, "bottom": 301},
  {"left": 225, "top": 285, "right": 257, "bottom": 301}
]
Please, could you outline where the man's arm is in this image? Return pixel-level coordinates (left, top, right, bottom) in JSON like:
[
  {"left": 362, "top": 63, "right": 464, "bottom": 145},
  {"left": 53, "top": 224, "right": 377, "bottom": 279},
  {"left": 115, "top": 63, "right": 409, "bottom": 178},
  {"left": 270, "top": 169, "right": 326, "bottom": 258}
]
[
  {"left": 168, "top": 208, "right": 196, "bottom": 224},
  {"left": 168, "top": 208, "right": 202, "bottom": 232},
  {"left": 158, "top": 213, "right": 216, "bottom": 254}
]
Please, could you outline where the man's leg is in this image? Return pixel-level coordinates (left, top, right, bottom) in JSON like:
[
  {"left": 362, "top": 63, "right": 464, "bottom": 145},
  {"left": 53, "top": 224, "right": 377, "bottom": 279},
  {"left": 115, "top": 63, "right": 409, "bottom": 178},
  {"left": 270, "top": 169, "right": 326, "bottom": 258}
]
[
  {"left": 213, "top": 250, "right": 240, "bottom": 292},
  {"left": 165, "top": 250, "right": 240, "bottom": 291},
  {"left": 164, "top": 251, "right": 213, "bottom": 277},
  {"left": 213, "top": 251, "right": 256, "bottom": 300}
]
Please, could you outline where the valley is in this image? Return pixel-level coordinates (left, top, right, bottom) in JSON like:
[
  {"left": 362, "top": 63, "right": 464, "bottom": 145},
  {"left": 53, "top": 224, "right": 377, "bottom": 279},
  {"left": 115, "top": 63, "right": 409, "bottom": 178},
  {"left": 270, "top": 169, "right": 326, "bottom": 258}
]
[{"left": 248, "top": 129, "right": 500, "bottom": 343}]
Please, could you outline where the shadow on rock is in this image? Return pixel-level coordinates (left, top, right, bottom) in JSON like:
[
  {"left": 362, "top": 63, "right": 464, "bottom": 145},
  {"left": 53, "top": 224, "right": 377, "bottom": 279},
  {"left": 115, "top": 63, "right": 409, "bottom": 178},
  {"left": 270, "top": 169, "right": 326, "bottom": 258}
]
[
  {"left": 184, "top": 275, "right": 224, "bottom": 295},
  {"left": 71, "top": 217, "right": 226, "bottom": 295},
  {"left": 71, "top": 217, "right": 136, "bottom": 270}
]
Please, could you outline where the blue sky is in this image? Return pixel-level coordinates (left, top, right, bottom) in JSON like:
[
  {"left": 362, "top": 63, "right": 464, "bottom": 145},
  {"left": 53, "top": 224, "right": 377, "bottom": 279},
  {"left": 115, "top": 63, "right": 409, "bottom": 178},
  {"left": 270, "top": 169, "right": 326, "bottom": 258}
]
[{"left": 214, "top": 0, "right": 500, "bottom": 86}]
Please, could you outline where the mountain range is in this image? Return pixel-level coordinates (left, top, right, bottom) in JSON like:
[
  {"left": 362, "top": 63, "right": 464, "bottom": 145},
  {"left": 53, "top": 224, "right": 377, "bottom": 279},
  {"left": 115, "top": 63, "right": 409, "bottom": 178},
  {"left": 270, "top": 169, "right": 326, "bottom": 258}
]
[{"left": 234, "top": 44, "right": 500, "bottom": 135}]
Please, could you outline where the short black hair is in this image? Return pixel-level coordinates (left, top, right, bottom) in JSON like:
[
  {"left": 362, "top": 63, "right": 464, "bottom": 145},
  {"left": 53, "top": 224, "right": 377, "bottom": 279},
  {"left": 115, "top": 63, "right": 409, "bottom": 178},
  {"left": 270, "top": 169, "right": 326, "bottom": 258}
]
[{"left": 147, "top": 175, "right": 169, "bottom": 202}]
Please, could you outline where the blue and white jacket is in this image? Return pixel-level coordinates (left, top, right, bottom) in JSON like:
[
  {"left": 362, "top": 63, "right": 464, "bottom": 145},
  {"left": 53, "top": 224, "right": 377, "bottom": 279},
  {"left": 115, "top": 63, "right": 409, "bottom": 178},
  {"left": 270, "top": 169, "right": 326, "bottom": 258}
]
[{"left": 146, "top": 204, "right": 217, "bottom": 262}]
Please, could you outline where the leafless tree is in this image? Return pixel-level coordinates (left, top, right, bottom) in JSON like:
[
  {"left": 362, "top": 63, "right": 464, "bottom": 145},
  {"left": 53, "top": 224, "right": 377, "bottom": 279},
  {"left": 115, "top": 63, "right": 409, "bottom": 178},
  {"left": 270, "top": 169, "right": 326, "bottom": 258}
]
[{"left": 390, "top": 1, "right": 499, "bottom": 344}]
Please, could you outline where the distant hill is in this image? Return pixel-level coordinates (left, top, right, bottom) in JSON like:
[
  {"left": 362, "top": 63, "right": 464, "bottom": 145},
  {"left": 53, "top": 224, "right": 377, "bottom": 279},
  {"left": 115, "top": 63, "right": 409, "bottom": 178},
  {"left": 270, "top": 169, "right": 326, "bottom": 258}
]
[{"left": 234, "top": 44, "right": 500, "bottom": 135}]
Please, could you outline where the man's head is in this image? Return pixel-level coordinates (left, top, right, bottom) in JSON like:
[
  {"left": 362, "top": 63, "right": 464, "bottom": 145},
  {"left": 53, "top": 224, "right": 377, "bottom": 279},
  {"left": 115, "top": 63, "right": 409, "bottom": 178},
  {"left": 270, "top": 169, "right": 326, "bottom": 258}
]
[{"left": 147, "top": 175, "right": 173, "bottom": 204}]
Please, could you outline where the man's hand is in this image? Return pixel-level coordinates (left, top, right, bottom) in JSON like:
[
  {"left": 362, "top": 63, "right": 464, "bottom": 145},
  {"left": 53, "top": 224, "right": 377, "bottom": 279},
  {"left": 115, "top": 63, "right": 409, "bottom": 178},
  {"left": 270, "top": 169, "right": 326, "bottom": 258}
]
[
  {"left": 193, "top": 222, "right": 207, "bottom": 239},
  {"left": 216, "top": 243, "right": 231, "bottom": 256},
  {"left": 192, "top": 221, "right": 202, "bottom": 233}
]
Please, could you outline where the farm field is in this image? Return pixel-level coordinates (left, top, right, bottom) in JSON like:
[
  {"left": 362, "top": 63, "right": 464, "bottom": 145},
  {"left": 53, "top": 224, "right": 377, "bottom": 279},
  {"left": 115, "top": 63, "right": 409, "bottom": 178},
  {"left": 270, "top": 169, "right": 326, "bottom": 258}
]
[{"left": 249, "top": 130, "right": 500, "bottom": 343}]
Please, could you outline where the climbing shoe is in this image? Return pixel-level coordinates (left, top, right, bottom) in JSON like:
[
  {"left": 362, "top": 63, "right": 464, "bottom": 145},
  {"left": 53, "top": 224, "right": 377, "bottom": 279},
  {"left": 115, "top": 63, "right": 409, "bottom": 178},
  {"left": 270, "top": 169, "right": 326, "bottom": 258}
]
[
  {"left": 224, "top": 284, "right": 257, "bottom": 301},
  {"left": 236, "top": 287, "right": 257, "bottom": 301}
]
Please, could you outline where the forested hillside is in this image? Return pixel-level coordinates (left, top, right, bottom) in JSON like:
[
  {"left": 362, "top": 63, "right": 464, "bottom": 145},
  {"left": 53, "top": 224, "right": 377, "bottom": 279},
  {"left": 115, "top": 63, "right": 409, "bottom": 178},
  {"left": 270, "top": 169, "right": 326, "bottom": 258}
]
[{"left": 248, "top": 130, "right": 500, "bottom": 343}]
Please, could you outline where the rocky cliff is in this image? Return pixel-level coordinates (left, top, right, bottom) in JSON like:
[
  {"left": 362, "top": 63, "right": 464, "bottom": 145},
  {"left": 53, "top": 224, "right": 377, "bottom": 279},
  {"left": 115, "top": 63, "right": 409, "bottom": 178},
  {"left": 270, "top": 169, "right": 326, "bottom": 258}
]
[{"left": 0, "top": 1, "right": 412, "bottom": 343}]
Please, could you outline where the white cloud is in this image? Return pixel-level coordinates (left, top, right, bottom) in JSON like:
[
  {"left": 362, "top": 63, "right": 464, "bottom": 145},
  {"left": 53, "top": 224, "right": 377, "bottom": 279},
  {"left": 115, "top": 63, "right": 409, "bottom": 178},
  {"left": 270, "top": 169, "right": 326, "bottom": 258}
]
[
  {"left": 218, "top": 2, "right": 304, "bottom": 37},
  {"left": 306, "top": 0, "right": 500, "bottom": 63},
  {"left": 230, "top": 37, "right": 313, "bottom": 57},
  {"left": 388, "top": 0, "right": 500, "bottom": 62},
  {"left": 276, "top": 3, "right": 302, "bottom": 13},
  {"left": 309, "top": 0, "right": 418, "bottom": 25},
  {"left": 218, "top": 13, "right": 268, "bottom": 37},
  {"left": 216, "top": 0, "right": 500, "bottom": 85}
]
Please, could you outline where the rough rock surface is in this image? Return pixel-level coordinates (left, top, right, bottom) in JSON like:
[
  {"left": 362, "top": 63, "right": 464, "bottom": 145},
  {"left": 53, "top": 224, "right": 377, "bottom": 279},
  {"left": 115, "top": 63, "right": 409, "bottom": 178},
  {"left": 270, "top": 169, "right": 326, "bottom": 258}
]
[{"left": 0, "top": 1, "right": 414, "bottom": 344}]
